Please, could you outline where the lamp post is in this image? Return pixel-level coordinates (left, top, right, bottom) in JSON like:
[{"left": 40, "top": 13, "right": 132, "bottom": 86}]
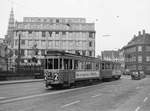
[{"left": 17, "top": 32, "right": 21, "bottom": 72}]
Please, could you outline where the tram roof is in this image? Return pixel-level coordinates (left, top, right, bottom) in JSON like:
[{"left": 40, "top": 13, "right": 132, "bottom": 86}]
[{"left": 45, "top": 50, "right": 99, "bottom": 61}]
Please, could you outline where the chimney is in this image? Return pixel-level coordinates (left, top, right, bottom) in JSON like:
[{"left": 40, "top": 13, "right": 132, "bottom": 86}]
[
  {"left": 138, "top": 31, "right": 141, "bottom": 36},
  {"left": 143, "top": 29, "right": 145, "bottom": 35}
]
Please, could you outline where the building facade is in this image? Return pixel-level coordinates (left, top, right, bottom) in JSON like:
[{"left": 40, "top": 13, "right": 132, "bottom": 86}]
[
  {"left": 6, "top": 9, "right": 95, "bottom": 68},
  {"left": 101, "top": 50, "right": 120, "bottom": 62},
  {"left": 122, "top": 30, "right": 150, "bottom": 75},
  {"left": 0, "top": 41, "right": 7, "bottom": 71}
]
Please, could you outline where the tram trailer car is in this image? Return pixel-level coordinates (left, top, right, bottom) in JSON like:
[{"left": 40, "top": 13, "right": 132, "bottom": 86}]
[{"left": 44, "top": 51, "right": 121, "bottom": 88}]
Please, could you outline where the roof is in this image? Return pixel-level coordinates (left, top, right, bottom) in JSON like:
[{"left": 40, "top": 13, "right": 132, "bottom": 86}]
[{"left": 122, "top": 33, "right": 150, "bottom": 49}]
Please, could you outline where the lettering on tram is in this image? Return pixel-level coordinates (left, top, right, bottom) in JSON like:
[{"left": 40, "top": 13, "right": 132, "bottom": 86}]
[{"left": 44, "top": 50, "right": 121, "bottom": 89}]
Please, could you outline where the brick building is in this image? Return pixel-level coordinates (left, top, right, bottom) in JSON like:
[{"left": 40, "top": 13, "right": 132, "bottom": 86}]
[{"left": 122, "top": 30, "right": 150, "bottom": 75}]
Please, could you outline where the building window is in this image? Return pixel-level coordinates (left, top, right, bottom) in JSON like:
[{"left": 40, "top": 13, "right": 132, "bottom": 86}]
[
  {"left": 21, "top": 40, "right": 25, "bottom": 45},
  {"left": 89, "top": 41, "right": 92, "bottom": 47},
  {"left": 62, "top": 32, "right": 66, "bottom": 35},
  {"left": 56, "top": 19, "right": 59, "bottom": 23},
  {"left": 89, "top": 32, "right": 94, "bottom": 38},
  {"left": 28, "top": 31, "right": 32, "bottom": 34},
  {"left": 89, "top": 51, "right": 92, "bottom": 56},
  {"left": 138, "top": 56, "right": 142, "bottom": 63},
  {"left": 27, "top": 50, "right": 32, "bottom": 56},
  {"left": 138, "top": 65, "right": 142, "bottom": 70},
  {"left": 82, "top": 50, "right": 86, "bottom": 56},
  {"left": 28, "top": 40, "right": 33, "bottom": 46},
  {"left": 20, "top": 49, "right": 25, "bottom": 56},
  {"left": 145, "top": 46, "right": 150, "bottom": 51},
  {"left": 138, "top": 46, "right": 142, "bottom": 51},
  {"left": 145, "top": 66, "right": 150, "bottom": 70},
  {"left": 55, "top": 31, "right": 59, "bottom": 35},
  {"left": 41, "top": 40, "right": 46, "bottom": 46},
  {"left": 41, "top": 50, "right": 45, "bottom": 56},
  {"left": 15, "top": 40, "right": 18, "bottom": 46},
  {"left": 15, "top": 50, "right": 18, "bottom": 56},
  {"left": 42, "top": 31, "right": 46, "bottom": 37},
  {"left": 49, "top": 32, "right": 52, "bottom": 37},
  {"left": 146, "top": 56, "right": 150, "bottom": 62}
]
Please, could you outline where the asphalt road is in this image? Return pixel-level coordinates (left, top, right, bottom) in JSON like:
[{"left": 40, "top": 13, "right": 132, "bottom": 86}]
[{"left": 0, "top": 75, "right": 150, "bottom": 111}]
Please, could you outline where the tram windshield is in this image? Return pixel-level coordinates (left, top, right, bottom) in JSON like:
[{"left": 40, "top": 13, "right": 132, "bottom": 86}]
[
  {"left": 45, "top": 58, "right": 74, "bottom": 70},
  {"left": 45, "top": 56, "right": 100, "bottom": 70}
]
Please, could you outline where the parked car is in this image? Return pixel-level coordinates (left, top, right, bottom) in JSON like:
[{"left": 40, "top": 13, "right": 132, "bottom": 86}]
[
  {"left": 131, "top": 71, "right": 146, "bottom": 80},
  {"left": 123, "top": 69, "right": 131, "bottom": 75}
]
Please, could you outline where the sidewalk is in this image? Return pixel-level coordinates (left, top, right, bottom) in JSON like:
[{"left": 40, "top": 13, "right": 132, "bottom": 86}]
[{"left": 0, "top": 79, "right": 44, "bottom": 85}]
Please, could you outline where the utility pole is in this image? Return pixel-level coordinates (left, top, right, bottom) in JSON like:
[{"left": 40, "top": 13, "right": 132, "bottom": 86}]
[{"left": 17, "top": 32, "right": 21, "bottom": 72}]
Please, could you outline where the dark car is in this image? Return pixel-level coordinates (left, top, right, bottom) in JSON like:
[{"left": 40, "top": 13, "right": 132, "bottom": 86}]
[
  {"left": 123, "top": 69, "right": 131, "bottom": 75},
  {"left": 131, "top": 71, "right": 146, "bottom": 80}
]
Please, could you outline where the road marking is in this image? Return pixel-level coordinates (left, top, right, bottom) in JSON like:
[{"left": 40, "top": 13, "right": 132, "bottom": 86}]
[
  {"left": 144, "top": 97, "right": 148, "bottom": 102},
  {"left": 92, "top": 94, "right": 102, "bottom": 98},
  {"left": 135, "top": 106, "right": 140, "bottom": 111},
  {"left": 0, "top": 97, "right": 6, "bottom": 99},
  {"left": 0, "top": 84, "right": 98, "bottom": 104},
  {"left": 136, "top": 86, "right": 140, "bottom": 89},
  {"left": 61, "top": 100, "right": 80, "bottom": 108}
]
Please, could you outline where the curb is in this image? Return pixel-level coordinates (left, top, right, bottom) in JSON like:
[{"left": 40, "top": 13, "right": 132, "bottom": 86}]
[{"left": 0, "top": 79, "right": 44, "bottom": 85}]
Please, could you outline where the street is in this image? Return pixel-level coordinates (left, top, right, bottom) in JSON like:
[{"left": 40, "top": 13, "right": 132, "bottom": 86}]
[{"left": 0, "top": 76, "right": 150, "bottom": 111}]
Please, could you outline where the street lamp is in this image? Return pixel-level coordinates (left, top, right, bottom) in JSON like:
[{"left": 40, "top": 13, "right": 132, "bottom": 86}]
[{"left": 17, "top": 32, "right": 21, "bottom": 72}]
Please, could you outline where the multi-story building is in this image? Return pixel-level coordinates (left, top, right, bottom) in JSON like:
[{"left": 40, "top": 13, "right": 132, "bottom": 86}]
[
  {"left": 101, "top": 50, "right": 120, "bottom": 62},
  {"left": 6, "top": 8, "right": 95, "bottom": 68},
  {"left": 122, "top": 30, "right": 150, "bottom": 75},
  {"left": 0, "top": 41, "right": 7, "bottom": 71}
]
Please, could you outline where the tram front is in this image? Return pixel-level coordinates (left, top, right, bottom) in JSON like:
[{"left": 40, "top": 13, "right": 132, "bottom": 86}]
[{"left": 44, "top": 57, "right": 63, "bottom": 88}]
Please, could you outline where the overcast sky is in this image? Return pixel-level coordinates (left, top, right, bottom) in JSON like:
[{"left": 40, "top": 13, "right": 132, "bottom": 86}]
[{"left": 0, "top": 0, "right": 150, "bottom": 55}]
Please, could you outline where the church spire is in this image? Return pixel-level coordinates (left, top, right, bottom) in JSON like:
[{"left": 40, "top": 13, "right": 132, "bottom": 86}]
[
  {"left": 7, "top": 8, "right": 15, "bottom": 36},
  {"left": 5, "top": 8, "right": 15, "bottom": 47}
]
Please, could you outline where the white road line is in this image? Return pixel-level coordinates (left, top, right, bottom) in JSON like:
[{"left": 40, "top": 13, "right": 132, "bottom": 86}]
[
  {"left": 136, "top": 86, "right": 140, "bottom": 89},
  {"left": 0, "top": 97, "right": 6, "bottom": 99},
  {"left": 135, "top": 106, "right": 140, "bottom": 111},
  {"left": 61, "top": 100, "right": 80, "bottom": 108},
  {"left": 0, "top": 84, "right": 97, "bottom": 104},
  {"left": 92, "top": 94, "right": 102, "bottom": 98},
  {"left": 144, "top": 97, "right": 148, "bottom": 102}
]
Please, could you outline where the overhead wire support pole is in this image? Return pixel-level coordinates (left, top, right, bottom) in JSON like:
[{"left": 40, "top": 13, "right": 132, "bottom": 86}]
[{"left": 17, "top": 32, "right": 21, "bottom": 72}]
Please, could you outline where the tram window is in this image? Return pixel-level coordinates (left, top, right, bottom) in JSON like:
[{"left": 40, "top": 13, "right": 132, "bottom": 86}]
[
  {"left": 74, "top": 60, "right": 78, "bottom": 69},
  {"left": 60, "top": 58, "right": 62, "bottom": 69},
  {"left": 45, "top": 59, "right": 48, "bottom": 69},
  {"left": 48, "top": 59, "right": 53, "bottom": 69},
  {"left": 105, "top": 63, "right": 111, "bottom": 69},
  {"left": 112, "top": 64, "right": 114, "bottom": 69},
  {"left": 102, "top": 63, "right": 105, "bottom": 70},
  {"left": 82, "top": 62, "right": 85, "bottom": 70},
  {"left": 54, "top": 59, "right": 58, "bottom": 69},
  {"left": 96, "top": 63, "right": 99, "bottom": 70},
  {"left": 86, "top": 62, "right": 92, "bottom": 70},
  {"left": 64, "top": 59, "right": 68, "bottom": 69},
  {"left": 69, "top": 59, "right": 73, "bottom": 69},
  {"left": 78, "top": 61, "right": 82, "bottom": 70}
]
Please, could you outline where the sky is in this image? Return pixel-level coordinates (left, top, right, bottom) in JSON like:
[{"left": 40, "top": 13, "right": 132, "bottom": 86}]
[{"left": 0, "top": 0, "right": 150, "bottom": 56}]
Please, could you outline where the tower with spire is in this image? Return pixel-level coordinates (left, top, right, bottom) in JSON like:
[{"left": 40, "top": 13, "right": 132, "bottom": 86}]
[{"left": 5, "top": 8, "right": 15, "bottom": 48}]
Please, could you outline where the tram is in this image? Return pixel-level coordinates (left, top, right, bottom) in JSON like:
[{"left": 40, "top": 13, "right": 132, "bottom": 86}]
[{"left": 44, "top": 50, "right": 121, "bottom": 88}]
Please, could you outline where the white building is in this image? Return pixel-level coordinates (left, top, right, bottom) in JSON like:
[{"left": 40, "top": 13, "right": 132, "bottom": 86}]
[{"left": 6, "top": 9, "right": 96, "bottom": 66}]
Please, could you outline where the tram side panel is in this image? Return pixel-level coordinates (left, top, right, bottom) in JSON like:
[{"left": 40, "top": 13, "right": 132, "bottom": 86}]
[
  {"left": 60, "top": 70, "right": 75, "bottom": 86},
  {"left": 101, "top": 70, "right": 113, "bottom": 79},
  {"left": 75, "top": 70, "right": 101, "bottom": 81}
]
